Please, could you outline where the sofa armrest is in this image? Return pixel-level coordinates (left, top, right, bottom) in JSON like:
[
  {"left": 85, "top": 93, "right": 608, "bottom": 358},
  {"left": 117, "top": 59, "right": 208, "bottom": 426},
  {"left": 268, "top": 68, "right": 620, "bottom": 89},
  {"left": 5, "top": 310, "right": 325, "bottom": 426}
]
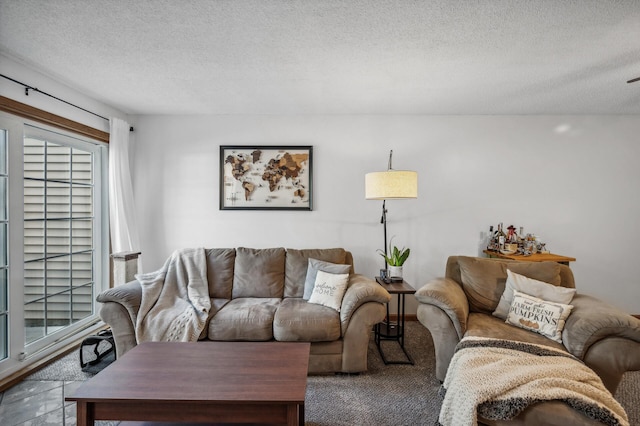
[
  {"left": 562, "top": 294, "right": 640, "bottom": 359},
  {"left": 340, "top": 274, "right": 391, "bottom": 329},
  {"left": 96, "top": 279, "right": 143, "bottom": 324},
  {"left": 415, "top": 277, "right": 469, "bottom": 339}
]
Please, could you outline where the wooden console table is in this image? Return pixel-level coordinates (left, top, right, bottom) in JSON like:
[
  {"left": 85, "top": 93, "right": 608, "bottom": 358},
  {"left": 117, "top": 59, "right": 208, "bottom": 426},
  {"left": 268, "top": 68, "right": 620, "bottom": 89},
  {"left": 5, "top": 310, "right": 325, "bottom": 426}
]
[{"left": 483, "top": 250, "right": 576, "bottom": 265}]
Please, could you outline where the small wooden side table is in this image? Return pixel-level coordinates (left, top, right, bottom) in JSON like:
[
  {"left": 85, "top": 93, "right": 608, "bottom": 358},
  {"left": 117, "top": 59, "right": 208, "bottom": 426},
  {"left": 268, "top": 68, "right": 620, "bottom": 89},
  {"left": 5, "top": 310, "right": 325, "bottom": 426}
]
[
  {"left": 483, "top": 250, "right": 576, "bottom": 265},
  {"left": 374, "top": 277, "right": 416, "bottom": 365}
]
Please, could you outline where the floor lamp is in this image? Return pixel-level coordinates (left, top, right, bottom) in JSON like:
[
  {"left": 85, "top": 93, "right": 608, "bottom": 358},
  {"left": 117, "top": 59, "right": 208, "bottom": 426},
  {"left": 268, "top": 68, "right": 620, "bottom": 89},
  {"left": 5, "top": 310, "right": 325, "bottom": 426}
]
[{"left": 365, "top": 150, "right": 418, "bottom": 272}]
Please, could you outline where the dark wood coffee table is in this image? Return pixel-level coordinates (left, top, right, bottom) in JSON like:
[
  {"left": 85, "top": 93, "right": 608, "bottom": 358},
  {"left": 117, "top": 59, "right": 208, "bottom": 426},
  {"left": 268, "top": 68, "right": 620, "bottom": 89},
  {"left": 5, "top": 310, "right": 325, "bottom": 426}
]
[{"left": 66, "top": 341, "right": 310, "bottom": 426}]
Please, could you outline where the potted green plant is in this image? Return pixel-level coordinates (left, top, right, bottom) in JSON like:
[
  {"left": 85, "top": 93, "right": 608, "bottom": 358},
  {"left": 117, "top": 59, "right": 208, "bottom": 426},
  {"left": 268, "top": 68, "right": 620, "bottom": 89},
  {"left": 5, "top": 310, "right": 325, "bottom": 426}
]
[{"left": 377, "top": 244, "right": 410, "bottom": 278}]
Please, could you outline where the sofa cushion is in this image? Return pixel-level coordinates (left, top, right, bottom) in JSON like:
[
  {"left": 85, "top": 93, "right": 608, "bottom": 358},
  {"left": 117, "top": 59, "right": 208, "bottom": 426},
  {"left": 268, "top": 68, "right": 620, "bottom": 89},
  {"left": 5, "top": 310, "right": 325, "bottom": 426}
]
[
  {"left": 506, "top": 290, "right": 574, "bottom": 343},
  {"left": 206, "top": 248, "right": 235, "bottom": 299},
  {"left": 493, "top": 269, "right": 576, "bottom": 320},
  {"left": 303, "top": 258, "right": 352, "bottom": 300},
  {"left": 208, "top": 297, "right": 280, "bottom": 341},
  {"left": 465, "top": 312, "right": 567, "bottom": 351},
  {"left": 198, "top": 298, "right": 230, "bottom": 340},
  {"left": 232, "top": 247, "right": 285, "bottom": 298},
  {"left": 285, "top": 248, "right": 348, "bottom": 297},
  {"left": 273, "top": 298, "right": 341, "bottom": 342},
  {"left": 457, "top": 256, "right": 561, "bottom": 314}
]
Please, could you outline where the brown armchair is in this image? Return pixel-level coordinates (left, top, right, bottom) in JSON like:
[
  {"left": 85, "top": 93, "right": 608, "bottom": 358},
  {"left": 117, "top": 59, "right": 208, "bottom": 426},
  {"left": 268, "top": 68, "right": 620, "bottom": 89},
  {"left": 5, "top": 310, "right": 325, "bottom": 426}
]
[{"left": 416, "top": 255, "right": 640, "bottom": 425}]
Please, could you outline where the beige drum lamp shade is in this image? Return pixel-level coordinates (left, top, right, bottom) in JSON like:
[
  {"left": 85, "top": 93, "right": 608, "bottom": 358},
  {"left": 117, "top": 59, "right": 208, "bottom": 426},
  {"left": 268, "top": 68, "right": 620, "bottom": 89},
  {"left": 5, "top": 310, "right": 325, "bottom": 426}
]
[{"left": 365, "top": 170, "right": 418, "bottom": 200}]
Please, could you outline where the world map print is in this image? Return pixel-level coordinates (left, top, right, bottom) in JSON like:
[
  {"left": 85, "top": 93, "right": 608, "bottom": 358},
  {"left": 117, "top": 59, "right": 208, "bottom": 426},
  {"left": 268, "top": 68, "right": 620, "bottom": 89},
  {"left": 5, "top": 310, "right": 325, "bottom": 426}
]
[{"left": 221, "top": 147, "right": 312, "bottom": 209}]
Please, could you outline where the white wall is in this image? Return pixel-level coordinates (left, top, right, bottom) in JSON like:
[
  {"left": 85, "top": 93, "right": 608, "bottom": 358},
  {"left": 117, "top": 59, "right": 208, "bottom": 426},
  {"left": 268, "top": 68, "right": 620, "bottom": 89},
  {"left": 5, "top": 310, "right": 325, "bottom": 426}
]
[{"left": 132, "top": 114, "right": 640, "bottom": 315}]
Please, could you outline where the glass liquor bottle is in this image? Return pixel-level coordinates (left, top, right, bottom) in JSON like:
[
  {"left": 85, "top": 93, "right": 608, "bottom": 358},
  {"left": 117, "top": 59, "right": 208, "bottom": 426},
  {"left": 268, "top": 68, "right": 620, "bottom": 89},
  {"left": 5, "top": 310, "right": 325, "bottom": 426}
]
[{"left": 496, "top": 223, "right": 506, "bottom": 251}]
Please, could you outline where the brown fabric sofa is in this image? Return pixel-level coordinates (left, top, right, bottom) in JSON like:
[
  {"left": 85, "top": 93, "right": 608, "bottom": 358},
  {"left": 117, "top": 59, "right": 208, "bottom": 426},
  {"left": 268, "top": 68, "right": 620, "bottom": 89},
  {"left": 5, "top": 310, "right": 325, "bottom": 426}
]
[
  {"left": 416, "top": 255, "right": 640, "bottom": 425},
  {"left": 97, "top": 247, "right": 390, "bottom": 374}
]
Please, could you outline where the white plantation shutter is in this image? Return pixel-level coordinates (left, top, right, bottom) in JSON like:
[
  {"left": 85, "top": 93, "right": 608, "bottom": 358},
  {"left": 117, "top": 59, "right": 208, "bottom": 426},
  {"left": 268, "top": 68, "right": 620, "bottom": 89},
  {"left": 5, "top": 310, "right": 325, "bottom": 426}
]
[{"left": 23, "top": 136, "right": 95, "bottom": 342}]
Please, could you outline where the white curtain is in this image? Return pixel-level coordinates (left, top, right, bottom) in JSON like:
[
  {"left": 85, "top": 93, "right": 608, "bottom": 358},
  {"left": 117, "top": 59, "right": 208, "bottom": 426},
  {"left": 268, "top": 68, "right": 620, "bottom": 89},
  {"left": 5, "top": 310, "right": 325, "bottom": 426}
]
[{"left": 109, "top": 118, "right": 140, "bottom": 255}]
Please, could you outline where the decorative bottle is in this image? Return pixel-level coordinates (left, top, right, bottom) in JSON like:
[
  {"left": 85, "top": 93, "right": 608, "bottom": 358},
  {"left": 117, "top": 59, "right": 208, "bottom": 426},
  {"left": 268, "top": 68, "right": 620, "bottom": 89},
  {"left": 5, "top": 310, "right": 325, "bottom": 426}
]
[{"left": 496, "top": 223, "right": 506, "bottom": 251}]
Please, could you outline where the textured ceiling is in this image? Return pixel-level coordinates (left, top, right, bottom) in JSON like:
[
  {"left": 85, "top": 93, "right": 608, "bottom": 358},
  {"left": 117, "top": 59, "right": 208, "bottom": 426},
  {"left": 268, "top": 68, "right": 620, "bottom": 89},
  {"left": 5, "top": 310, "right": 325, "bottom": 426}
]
[{"left": 1, "top": 0, "right": 639, "bottom": 115}]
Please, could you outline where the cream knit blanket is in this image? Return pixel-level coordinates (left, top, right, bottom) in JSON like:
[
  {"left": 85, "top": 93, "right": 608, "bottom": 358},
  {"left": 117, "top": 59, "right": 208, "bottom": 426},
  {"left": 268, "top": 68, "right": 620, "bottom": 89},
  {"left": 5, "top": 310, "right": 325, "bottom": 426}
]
[
  {"left": 135, "top": 248, "right": 211, "bottom": 343},
  {"left": 438, "top": 337, "right": 629, "bottom": 426}
]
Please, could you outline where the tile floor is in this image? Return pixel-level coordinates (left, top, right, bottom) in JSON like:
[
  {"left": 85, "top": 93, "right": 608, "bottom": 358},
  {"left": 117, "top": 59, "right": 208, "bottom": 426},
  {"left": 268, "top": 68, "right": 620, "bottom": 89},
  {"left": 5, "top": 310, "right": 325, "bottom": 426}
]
[{"left": 0, "top": 380, "right": 118, "bottom": 426}]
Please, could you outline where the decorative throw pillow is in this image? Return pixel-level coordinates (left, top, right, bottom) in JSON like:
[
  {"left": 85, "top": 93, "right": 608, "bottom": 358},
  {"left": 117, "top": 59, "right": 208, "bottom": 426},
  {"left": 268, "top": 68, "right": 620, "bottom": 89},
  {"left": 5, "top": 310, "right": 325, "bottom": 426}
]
[
  {"left": 303, "top": 258, "right": 351, "bottom": 300},
  {"left": 506, "top": 290, "right": 574, "bottom": 343},
  {"left": 493, "top": 269, "right": 576, "bottom": 320},
  {"left": 308, "top": 270, "right": 349, "bottom": 312}
]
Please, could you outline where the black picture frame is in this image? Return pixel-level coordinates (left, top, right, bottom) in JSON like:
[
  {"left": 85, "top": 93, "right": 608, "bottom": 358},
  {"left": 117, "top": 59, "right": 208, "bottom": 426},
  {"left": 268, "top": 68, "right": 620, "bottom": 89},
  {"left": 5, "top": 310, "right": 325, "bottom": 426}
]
[{"left": 220, "top": 145, "right": 313, "bottom": 210}]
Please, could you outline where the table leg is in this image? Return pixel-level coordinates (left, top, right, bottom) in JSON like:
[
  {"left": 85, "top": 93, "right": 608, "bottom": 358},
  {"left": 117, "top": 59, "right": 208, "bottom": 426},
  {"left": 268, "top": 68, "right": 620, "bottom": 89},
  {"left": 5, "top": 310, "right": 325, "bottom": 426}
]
[
  {"left": 288, "top": 403, "right": 303, "bottom": 425},
  {"left": 397, "top": 293, "right": 413, "bottom": 364},
  {"left": 377, "top": 293, "right": 414, "bottom": 365},
  {"left": 398, "top": 292, "right": 406, "bottom": 348},
  {"left": 75, "top": 401, "right": 95, "bottom": 426},
  {"left": 299, "top": 402, "right": 305, "bottom": 425}
]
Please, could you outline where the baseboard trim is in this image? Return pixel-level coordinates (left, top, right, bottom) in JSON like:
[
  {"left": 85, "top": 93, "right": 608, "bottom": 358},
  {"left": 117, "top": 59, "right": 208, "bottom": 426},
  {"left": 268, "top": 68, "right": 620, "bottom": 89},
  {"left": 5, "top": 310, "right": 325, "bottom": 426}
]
[{"left": 387, "top": 314, "right": 418, "bottom": 322}]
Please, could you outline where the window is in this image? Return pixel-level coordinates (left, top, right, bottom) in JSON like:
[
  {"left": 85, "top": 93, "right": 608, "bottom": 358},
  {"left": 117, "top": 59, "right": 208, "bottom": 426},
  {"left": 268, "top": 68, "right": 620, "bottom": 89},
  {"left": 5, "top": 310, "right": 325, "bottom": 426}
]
[{"left": 0, "top": 116, "right": 108, "bottom": 379}]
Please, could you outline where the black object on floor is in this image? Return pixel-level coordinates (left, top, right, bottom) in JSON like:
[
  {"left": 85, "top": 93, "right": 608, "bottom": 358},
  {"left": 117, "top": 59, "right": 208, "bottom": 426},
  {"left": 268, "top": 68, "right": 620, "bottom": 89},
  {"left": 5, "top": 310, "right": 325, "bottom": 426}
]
[{"left": 79, "top": 329, "right": 115, "bottom": 372}]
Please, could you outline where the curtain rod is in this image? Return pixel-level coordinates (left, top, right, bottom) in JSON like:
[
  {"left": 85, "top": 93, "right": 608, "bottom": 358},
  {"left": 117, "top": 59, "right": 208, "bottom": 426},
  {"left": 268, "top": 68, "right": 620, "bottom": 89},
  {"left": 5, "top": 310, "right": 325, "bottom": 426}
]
[{"left": 0, "top": 73, "right": 133, "bottom": 131}]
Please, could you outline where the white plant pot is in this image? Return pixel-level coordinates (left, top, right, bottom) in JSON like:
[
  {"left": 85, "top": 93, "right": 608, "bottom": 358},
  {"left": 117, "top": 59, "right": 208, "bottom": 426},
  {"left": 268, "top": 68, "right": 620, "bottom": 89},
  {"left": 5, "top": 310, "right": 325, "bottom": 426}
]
[{"left": 388, "top": 265, "right": 403, "bottom": 279}]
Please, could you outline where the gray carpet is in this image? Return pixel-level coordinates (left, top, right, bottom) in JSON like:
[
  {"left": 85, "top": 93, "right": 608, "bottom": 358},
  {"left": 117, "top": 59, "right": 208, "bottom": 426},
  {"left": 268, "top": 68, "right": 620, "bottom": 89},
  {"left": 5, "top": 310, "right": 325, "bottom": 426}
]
[{"left": 24, "top": 322, "right": 640, "bottom": 425}]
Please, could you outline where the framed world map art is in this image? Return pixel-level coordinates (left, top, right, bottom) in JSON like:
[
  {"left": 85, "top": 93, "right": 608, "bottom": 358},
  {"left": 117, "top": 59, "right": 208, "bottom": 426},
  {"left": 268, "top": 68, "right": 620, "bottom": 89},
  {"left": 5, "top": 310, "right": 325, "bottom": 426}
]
[{"left": 220, "top": 145, "right": 313, "bottom": 210}]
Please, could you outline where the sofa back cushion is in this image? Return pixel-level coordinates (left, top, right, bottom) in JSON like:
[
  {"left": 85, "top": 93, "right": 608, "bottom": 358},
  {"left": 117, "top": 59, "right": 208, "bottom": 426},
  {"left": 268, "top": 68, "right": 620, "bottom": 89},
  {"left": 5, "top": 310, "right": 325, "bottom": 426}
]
[
  {"left": 284, "top": 248, "right": 350, "bottom": 297},
  {"left": 454, "top": 256, "right": 563, "bottom": 314},
  {"left": 232, "top": 247, "right": 286, "bottom": 298},
  {"left": 206, "top": 248, "right": 236, "bottom": 299}
]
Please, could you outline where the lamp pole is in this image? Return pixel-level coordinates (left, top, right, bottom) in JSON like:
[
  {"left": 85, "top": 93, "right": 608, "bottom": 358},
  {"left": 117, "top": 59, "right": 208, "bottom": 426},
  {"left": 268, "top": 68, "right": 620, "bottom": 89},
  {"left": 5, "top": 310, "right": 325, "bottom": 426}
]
[
  {"left": 380, "top": 149, "right": 393, "bottom": 270},
  {"left": 381, "top": 199, "right": 388, "bottom": 270}
]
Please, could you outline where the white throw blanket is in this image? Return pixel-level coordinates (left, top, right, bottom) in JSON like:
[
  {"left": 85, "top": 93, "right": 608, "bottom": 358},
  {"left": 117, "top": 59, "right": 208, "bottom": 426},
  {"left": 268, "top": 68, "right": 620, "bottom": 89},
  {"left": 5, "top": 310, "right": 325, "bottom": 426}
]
[
  {"left": 438, "top": 336, "right": 629, "bottom": 426},
  {"left": 135, "top": 248, "right": 211, "bottom": 343}
]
